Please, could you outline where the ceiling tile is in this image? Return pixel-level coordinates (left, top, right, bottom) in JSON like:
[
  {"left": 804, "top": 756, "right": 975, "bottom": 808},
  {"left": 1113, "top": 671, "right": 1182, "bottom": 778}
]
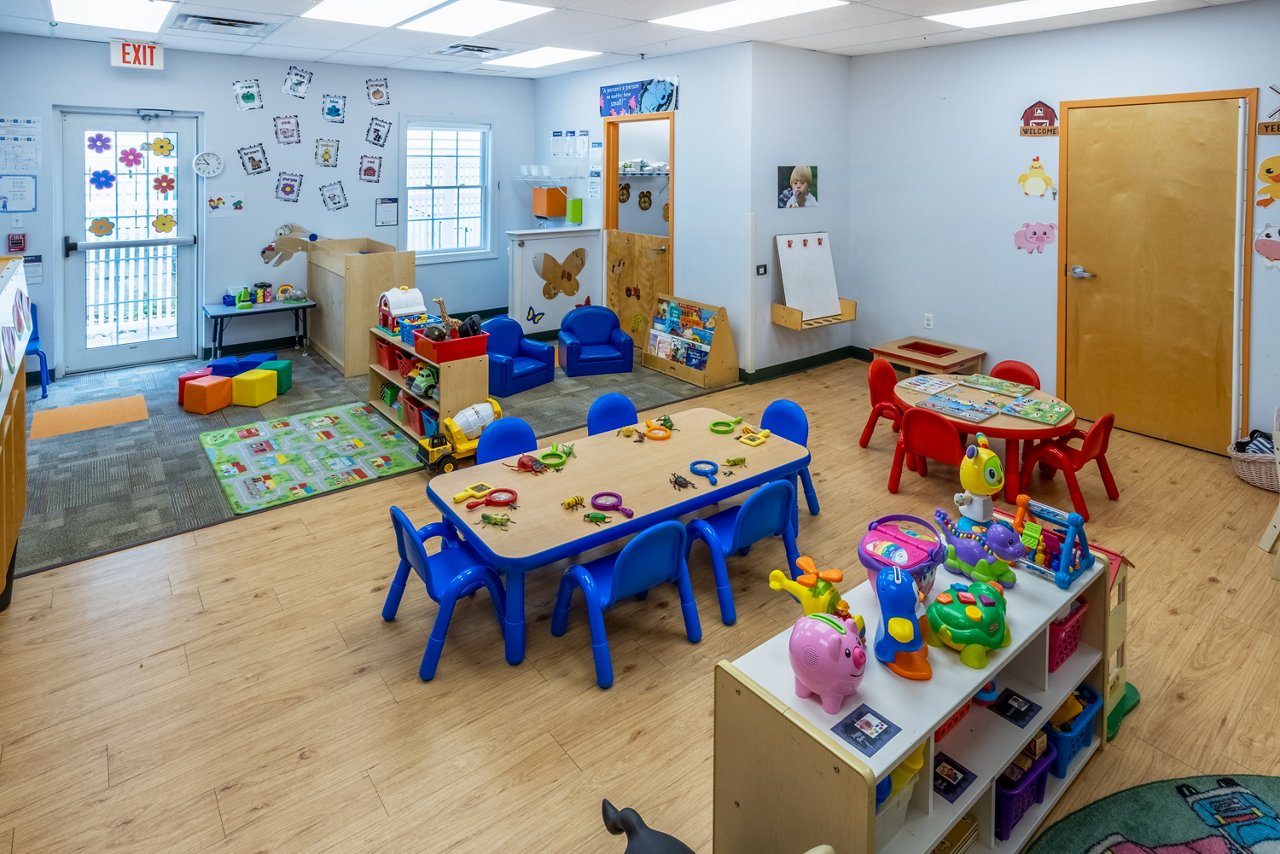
[
  {"left": 972, "top": 0, "right": 1203, "bottom": 36},
  {"left": 557, "top": 0, "right": 715, "bottom": 23},
  {"left": 781, "top": 16, "right": 956, "bottom": 50},
  {"left": 718, "top": 3, "right": 906, "bottom": 41},
  {"left": 348, "top": 27, "right": 456, "bottom": 55},
  {"left": 389, "top": 54, "right": 481, "bottom": 71},
  {"left": 861, "top": 0, "right": 999, "bottom": 15},
  {"left": 2, "top": 1, "right": 51, "bottom": 20},
  {"left": 837, "top": 28, "right": 987, "bottom": 55},
  {"left": 483, "top": 9, "right": 634, "bottom": 43},
  {"left": 627, "top": 30, "right": 743, "bottom": 57},
  {"left": 161, "top": 33, "right": 253, "bottom": 53},
  {"left": 48, "top": 21, "right": 167, "bottom": 41},
  {"left": 243, "top": 43, "right": 336, "bottom": 60},
  {"left": 323, "top": 49, "right": 424, "bottom": 66},
  {"left": 0, "top": 14, "right": 53, "bottom": 36},
  {"left": 259, "top": 16, "right": 378, "bottom": 48},
  {"left": 554, "top": 21, "right": 697, "bottom": 52}
]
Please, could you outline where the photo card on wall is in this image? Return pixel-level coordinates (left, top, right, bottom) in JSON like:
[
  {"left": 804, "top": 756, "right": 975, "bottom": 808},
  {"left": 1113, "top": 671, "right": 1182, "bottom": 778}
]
[
  {"left": 233, "top": 79, "right": 263, "bottom": 111},
  {"left": 238, "top": 143, "right": 270, "bottom": 176},
  {"left": 283, "top": 65, "right": 313, "bottom": 99},
  {"left": 321, "top": 94, "right": 346, "bottom": 124},
  {"left": 366, "top": 77, "right": 390, "bottom": 106},
  {"left": 366, "top": 118, "right": 391, "bottom": 148},
  {"left": 777, "top": 165, "right": 819, "bottom": 208},
  {"left": 315, "top": 138, "right": 339, "bottom": 167},
  {"left": 273, "top": 115, "right": 300, "bottom": 145},
  {"left": 320, "top": 180, "right": 348, "bottom": 211},
  {"left": 358, "top": 155, "right": 382, "bottom": 183},
  {"left": 275, "top": 172, "right": 302, "bottom": 203}
]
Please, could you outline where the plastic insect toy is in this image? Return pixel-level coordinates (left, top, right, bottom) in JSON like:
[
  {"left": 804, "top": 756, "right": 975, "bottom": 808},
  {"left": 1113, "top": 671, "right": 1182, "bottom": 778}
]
[
  {"left": 562, "top": 495, "right": 586, "bottom": 511},
  {"left": 475, "top": 513, "right": 514, "bottom": 530},
  {"left": 504, "top": 454, "right": 548, "bottom": 475},
  {"left": 656, "top": 414, "right": 677, "bottom": 431},
  {"left": 670, "top": 472, "right": 697, "bottom": 490},
  {"left": 724, "top": 457, "right": 747, "bottom": 468},
  {"left": 633, "top": 432, "right": 646, "bottom": 443},
  {"left": 616, "top": 426, "right": 636, "bottom": 438},
  {"left": 583, "top": 511, "right": 612, "bottom": 526}
]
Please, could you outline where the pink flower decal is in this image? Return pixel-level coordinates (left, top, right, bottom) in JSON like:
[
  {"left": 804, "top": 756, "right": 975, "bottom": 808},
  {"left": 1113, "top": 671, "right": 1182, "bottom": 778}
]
[
  {"left": 152, "top": 214, "right": 177, "bottom": 233},
  {"left": 153, "top": 174, "right": 175, "bottom": 194},
  {"left": 119, "top": 148, "right": 142, "bottom": 168}
]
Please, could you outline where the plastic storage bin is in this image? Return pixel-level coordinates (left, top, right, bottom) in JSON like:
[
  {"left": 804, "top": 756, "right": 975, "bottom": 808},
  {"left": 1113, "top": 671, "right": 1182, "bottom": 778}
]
[
  {"left": 400, "top": 393, "right": 427, "bottom": 437},
  {"left": 375, "top": 339, "right": 398, "bottom": 371},
  {"left": 874, "top": 772, "right": 917, "bottom": 849},
  {"left": 934, "top": 700, "right": 972, "bottom": 743},
  {"left": 414, "top": 328, "right": 488, "bottom": 363},
  {"left": 1044, "top": 683, "right": 1102, "bottom": 778},
  {"left": 995, "top": 742, "right": 1057, "bottom": 841},
  {"left": 1048, "top": 597, "right": 1089, "bottom": 673}
]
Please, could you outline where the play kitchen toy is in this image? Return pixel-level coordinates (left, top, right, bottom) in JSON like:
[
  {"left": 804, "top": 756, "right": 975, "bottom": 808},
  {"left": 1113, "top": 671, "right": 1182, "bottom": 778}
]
[
  {"left": 926, "top": 580, "right": 1011, "bottom": 669},
  {"left": 590, "top": 492, "right": 634, "bottom": 519}
]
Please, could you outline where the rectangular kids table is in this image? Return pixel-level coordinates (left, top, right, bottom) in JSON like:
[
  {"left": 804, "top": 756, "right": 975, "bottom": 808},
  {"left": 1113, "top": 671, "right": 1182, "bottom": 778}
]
[
  {"left": 425, "top": 407, "right": 812, "bottom": 665},
  {"left": 203, "top": 299, "right": 317, "bottom": 358}
]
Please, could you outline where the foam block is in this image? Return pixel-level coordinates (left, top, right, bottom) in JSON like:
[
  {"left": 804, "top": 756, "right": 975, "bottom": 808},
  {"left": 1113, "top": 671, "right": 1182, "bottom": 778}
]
[
  {"left": 184, "top": 375, "right": 232, "bottom": 414},
  {"left": 239, "top": 352, "right": 276, "bottom": 371},
  {"left": 232, "top": 369, "right": 278, "bottom": 407},
  {"left": 208, "top": 356, "right": 249, "bottom": 377},
  {"left": 178, "top": 367, "right": 212, "bottom": 405},
  {"left": 258, "top": 359, "right": 292, "bottom": 394}
]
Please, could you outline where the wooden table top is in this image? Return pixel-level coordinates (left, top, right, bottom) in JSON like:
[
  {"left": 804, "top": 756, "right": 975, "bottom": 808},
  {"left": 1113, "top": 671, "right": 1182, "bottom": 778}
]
[
  {"left": 426, "top": 406, "right": 811, "bottom": 567},
  {"left": 893, "top": 374, "right": 1077, "bottom": 441}
]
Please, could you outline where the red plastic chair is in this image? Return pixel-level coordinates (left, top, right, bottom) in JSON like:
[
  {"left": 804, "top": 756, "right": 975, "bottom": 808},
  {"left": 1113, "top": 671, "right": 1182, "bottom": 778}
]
[
  {"left": 989, "top": 360, "right": 1041, "bottom": 390},
  {"left": 889, "top": 408, "right": 965, "bottom": 493},
  {"left": 859, "top": 358, "right": 904, "bottom": 448},
  {"left": 1019, "top": 413, "right": 1119, "bottom": 521}
]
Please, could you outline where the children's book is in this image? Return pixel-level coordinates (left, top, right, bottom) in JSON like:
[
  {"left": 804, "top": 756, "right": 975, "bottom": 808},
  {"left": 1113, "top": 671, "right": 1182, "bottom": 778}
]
[
  {"left": 917, "top": 392, "right": 998, "bottom": 423},
  {"left": 899, "top": 375, "right": 956, "bottom": 395},
  {"left": 1001, "top": 396, "right": 1072, "bottom": 425},
  {"left": 959, "top": 374, "right": 1033, "bottom": 398}
]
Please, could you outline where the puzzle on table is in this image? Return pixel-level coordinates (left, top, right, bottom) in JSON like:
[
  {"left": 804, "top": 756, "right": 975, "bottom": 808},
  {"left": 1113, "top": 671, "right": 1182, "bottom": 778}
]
[{"left": 200, "top": 403, "right": 422, "bottom": 514}]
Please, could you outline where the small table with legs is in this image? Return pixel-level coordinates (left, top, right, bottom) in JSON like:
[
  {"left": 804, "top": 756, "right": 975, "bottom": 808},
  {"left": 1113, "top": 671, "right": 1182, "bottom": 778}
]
[{"left": 203, "top": 299, "right": 316, "bottom": 359}]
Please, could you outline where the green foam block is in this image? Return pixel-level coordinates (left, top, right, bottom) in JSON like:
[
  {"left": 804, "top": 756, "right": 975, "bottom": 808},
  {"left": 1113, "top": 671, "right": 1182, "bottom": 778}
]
[{"left": 259, "top": 360, "right": 292, "bottom": 394}]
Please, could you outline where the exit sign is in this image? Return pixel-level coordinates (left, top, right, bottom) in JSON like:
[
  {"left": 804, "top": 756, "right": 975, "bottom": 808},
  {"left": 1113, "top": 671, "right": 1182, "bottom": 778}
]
[{"left": 110, "top": 40, "right": 164, "bottom": 70}]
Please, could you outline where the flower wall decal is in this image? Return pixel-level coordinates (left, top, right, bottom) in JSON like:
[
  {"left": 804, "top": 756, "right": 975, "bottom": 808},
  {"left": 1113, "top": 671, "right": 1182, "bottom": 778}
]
[
  {"left": 86, "top": 133, "right": 112, "bottom": 153},
  {"left": 88, "top": 218, "right": 115, "bottom": 237},
  {"left": 153, "top": 174, "right": 175, "bottom": 194},
  {"left": 89, "top": 170, "right": 116, "bottom": 190},
  {"left": 152, "top": 214, "right": 176, "bottom": 233},
  {"left": 119, "top": 148, "right": 142, "bottom": 168},
  {"left": 150, "top": 137, "right": 175, "bottom": 157}
]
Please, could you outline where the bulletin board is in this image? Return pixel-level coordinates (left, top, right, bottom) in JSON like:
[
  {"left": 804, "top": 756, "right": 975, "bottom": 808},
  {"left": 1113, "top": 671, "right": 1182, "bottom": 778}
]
[{"left": 775, "top": 232, "right": 841, "bottom": 320}]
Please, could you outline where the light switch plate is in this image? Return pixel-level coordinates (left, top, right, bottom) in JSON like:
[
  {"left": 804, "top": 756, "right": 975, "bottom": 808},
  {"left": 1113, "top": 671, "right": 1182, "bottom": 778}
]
[{"left": 756, "top": 264, "right": 767, "bottom": 276}]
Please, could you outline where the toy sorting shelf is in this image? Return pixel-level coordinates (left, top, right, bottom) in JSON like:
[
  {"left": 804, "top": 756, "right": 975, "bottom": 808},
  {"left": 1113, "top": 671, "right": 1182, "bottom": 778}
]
[
  {"left": 367, "top": 327, "right": 487, "bottom": 440},
  {"left": 771, "top": 298, "right": 858, "bottom": 331},
  {"left": 640, "top": 294, "right": 738, "bottom": 389},
  {"left": 714, "top": 544, "right": 1119, "bottom": 854}
]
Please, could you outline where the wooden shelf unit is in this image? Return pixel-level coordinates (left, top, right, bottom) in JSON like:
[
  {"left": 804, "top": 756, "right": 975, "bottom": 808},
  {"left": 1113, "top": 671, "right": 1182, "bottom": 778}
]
[
  {"left": 771, "top": 297, "right": 858, "bottom": 331},
  {"left": 714, "top": 549, "right": 1119, "bottom": 854},
  {"left": 367, "top": 327, "right": 487, "bottom": 440}
]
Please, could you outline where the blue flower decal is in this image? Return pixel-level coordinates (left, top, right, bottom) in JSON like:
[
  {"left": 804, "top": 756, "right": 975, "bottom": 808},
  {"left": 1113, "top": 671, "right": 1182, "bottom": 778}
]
[
  {"left": 90, "top": 169, "right": 116, "bottom": 190},
  {"left": 87, "top": 133, "right": 112, "bottom": 153}
]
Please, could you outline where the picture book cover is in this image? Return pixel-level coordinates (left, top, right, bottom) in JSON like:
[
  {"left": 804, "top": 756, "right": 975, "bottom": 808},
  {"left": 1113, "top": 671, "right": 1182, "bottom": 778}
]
[
  {"left": 959, "top": 374, "right": 1033, "bottom": 398},
  {"left": 917, "top": 392, "right": 998, "bottom": 424},
  {"left": 1002, "top": 396, "right": 1072, "bottom": 425}
]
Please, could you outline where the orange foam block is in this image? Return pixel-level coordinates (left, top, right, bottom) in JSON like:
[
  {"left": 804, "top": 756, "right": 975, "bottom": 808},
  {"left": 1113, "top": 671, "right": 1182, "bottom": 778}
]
[{"left": 184, "top": 375, "right": 232, "bottom": 415}]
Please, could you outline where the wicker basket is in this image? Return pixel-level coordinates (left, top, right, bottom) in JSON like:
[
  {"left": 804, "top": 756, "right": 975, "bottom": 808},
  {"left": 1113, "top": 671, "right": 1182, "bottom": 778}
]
[{"left": 1227, "top": 409, "right": 1279, "bottom": 493}]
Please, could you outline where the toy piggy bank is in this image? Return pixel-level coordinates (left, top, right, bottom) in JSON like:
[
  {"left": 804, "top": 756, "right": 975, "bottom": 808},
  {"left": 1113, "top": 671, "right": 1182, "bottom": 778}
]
[
  {"left": 1013, "top": 222, "right": 1056, "bottom": 254},
  {"left": 789, "top": 612, "right": 867, "bottom": 714}
]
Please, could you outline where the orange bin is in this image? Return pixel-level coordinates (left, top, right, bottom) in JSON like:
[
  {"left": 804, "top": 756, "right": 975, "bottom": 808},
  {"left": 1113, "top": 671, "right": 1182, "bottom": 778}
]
[{"left": 532, "top": 187, "right": 567, "bottom": 218}]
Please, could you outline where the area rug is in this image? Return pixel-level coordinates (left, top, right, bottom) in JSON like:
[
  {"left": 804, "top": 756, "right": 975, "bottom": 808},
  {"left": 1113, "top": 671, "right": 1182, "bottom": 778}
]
[
  {"left": 28, "top": 394, "right": 149, "bottom": 439},
  {"left": 200, "top": 403, "right": 421, "bottom": 514},
  {"left": 1029, "top": 775, "right": 1280, "bottom": 853}
]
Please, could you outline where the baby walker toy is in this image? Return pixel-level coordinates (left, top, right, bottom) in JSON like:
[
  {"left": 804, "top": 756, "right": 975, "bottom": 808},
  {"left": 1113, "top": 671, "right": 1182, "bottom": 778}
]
[
  {"left": 769, "top": 556, "right": 844, "bottom": 616},
  {"left": 873, "top": 565, "right": 931, "bottom": 681},
  {"left": 927, "top": 580, "right": 1010, "bottom": 669},
  {"left": 1011, "top": 495, "right": 1095, "bottom": 589},
  {"left": 954, "top": 433, "right": 1003, "bottom": 532}
]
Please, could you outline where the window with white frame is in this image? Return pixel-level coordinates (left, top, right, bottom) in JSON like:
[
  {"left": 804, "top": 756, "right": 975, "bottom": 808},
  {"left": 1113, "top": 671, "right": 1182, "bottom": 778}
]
[{"left": 405, "top": 122, "right": 489, "bottom": 258}]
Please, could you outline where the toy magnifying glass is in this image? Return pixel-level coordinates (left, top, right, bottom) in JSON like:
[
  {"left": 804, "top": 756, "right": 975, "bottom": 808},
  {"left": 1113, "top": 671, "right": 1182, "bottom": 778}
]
[
  {"left": 709, "top": 416, "right": 742, "bottom": 435},
  {"left": 690, "top": 460, "right": 719, "bottom": 486},
  {"left": 644, "top": 420, "right": 672, "bottom": 441},
  {"left": 453, "top": 482, "right": 496, "bottom": 503},
  {"left": 538, "top": 448, "right": 568, "bottom": 469},
  {"left": 467, "top": 487, "right": 519, "bottom": 510},
  {"left": 591, "top": 491, "right": 635, "bottom": 518}
]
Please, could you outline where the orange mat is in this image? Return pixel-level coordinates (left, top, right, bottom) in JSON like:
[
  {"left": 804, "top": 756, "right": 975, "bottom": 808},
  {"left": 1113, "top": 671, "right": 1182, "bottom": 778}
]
[{"left": 29, "top": 395, "right": 150, "bottom": 440}]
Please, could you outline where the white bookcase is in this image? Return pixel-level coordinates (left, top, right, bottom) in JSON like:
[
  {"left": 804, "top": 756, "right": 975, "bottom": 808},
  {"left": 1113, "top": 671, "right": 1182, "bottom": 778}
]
[{"left": 714, "top": 550, "right": 1113, "bottom": 854}]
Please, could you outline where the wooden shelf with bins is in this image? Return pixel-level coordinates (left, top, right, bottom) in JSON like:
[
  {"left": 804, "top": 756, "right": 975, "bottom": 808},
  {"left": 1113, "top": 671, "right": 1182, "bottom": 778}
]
[
  {"left": 714, "top": 543, "right": 1121, "bottom": 854},
  {"left": 368, "top": 327, "right": 488, "bottom": 439}
]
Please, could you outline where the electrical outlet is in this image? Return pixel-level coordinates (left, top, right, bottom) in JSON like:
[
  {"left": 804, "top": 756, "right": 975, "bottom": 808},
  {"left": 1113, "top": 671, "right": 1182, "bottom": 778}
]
[
  {"left": 756, "top": 264, "right": 767, "bottom": 276},
  {"left": 924, "top": 313, "right": 934, "bottom": 330}
]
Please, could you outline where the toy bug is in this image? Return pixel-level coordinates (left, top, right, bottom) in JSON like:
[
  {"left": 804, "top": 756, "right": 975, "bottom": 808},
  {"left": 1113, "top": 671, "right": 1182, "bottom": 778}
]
[
  {"left": 475, "top": 513, "right": 515, "bottom": 530},
  {"left": 725, "top": 457, "right": 748, "bottom": 468},
  {"left": 562, "top": 495, "right": 586, "bottom": 511},
  {"left": 504, "top": 454, "right": 548, "bottom": 475},
  {"left": 583, "top": 511, "right": 612, "bottom": 526},
  {"left": 617, "top": 426, "right": 636, "bottom": 438},
  {"left": 670, "top": 472, "right": 697, "bottom": 490}
]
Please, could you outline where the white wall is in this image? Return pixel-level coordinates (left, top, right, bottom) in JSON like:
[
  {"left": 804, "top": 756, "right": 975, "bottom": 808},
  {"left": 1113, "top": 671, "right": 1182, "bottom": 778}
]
[
  {"left": 0, "top": 33, "right": 535, "bottom": 364},
  {"left": 848, "top": 0, "right": 1280, "bottom": 430}
]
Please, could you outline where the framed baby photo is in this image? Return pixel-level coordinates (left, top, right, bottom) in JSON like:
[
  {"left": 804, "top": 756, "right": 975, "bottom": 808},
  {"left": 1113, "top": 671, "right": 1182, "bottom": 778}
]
[{"left": 778, "top": 164, "right": 819, "bottom": 209}]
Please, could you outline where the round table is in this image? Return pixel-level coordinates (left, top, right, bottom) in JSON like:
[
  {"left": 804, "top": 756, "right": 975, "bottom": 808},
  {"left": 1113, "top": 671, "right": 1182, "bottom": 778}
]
[{"left": 893, "top": 375, "right": 1077, "bottom": 503}]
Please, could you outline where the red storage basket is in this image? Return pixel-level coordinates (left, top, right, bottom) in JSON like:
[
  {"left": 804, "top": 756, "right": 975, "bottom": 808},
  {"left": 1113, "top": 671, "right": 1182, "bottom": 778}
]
[
  {"left": 376, "top": 339, "right": 398, "bottom": 370},
  {"left": 400, "top": 393, "right": 427, "bottom": 437},
  {"left": 934, "top": 700, "right": 971, "bottom": 743},
  {"left": 414, "top": 329, "right": 488, "bottom": 363},
  {"left": 1048, "top": 597, "right": 1088, "bottom": 673}
]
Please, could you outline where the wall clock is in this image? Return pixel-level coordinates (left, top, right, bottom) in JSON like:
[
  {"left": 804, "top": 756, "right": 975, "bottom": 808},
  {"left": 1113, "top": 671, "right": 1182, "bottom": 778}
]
[{"left": 193, "top": 151, "right": 224, "bottom": 178}]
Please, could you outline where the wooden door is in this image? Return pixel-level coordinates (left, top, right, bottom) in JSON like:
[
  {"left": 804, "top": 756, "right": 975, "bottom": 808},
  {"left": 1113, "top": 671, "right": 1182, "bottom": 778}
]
[
  {"left": 605, "top": 229, "right": 667, "bottom": 342},
  {"left": 1060, "top": 93, "right": 1253, "bottom": 452}
]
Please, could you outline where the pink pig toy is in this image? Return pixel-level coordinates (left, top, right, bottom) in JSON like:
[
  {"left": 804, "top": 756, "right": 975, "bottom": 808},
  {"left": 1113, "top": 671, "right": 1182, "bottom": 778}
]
[
  {"left": 789, "top": 612, "right": 868, "bottom": 714},
  {"left": 1013, "top": 222, "right": 1057, "bottom": 254}
]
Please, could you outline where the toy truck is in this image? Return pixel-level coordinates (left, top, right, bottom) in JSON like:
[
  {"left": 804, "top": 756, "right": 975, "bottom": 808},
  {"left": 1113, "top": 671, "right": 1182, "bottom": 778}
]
[{"left": 416, "top": 398, "right": 502, "bottom": 473}]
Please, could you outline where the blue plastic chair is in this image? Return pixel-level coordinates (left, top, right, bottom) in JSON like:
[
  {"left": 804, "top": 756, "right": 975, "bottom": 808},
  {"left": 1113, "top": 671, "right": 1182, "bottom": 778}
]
[
  {"left": 686, "top": 480, "right": 801, "bottom": 625},
  {"left": 761, "top": 399, "right": 820, "bottom": 529},
  {"left": 587, "top": 392, "right": 639, "bottom": 436},
  {"left": 551, "top": 520, "right": 700, "bottom": 688},
  {"left": 476, "top": 418, "right": 537, "bottom": 464},
  {"left": 25, "top": 304, "right": 48, "bottom": 399},
  {"left": 381, "top": 505, "right": 506, "bottom": 681}
]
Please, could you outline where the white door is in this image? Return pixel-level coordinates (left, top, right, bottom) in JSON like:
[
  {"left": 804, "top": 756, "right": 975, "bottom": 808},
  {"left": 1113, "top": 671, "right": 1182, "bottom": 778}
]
[{"left": 61, "top": 112, "right": 197, "bottom": 371}]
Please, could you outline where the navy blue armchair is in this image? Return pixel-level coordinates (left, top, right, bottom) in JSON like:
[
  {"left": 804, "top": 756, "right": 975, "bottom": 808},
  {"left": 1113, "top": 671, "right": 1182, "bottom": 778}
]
[
  {"left": 557, "top": 306, "right": 633, "bottom": 377},
  {"left": 481, "top": 316, "right": 555, "bottom": 397}
]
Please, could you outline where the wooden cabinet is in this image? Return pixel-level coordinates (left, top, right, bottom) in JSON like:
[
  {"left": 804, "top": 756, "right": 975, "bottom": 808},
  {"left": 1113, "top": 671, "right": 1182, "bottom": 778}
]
[
  {"left": 307, "top": 238, "right": 415, "bottom": 378},
  {"left": 367, "top": 327, "right": 487, "bottom": 440},
  {"left": 0, "top": 256, "right": 32, "bottom": 611},
  {"left": 714, "top": 547, "right": 1122, "bottom": 854}
]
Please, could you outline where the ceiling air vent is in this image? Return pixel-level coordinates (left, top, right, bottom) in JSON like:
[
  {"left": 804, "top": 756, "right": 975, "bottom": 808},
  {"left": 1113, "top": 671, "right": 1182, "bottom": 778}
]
[
  {"left": 433, "top": 43, "right": 509, "bottom": 58},
  {"left": 170, "top": 14, "right": 277, "bottom": 38}
]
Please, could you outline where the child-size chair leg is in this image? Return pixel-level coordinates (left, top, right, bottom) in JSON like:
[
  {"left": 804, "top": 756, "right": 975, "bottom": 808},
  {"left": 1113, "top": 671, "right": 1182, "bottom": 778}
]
[
  {"left": 1097, "top": 456, "right": 1120, "bottom": 500},
  {"left": 381, "top": 559, "right": 411, "bottom": 621},
  {"left": 584, "top": 598, "right": 614, "bottom": 688},
  {"left": 420, "top": 592, "right": 460, "bottom": 681},
  {"left": 674, "top": 570, "right": 703, "bottom": 643},
  {"left": 709, "top": 550, "right": 737, "bottom": 626}
]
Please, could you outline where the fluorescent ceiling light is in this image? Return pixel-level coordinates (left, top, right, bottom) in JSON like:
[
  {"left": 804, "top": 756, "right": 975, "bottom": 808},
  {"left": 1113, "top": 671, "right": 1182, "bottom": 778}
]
[
  {"left": 926, "top": 0, "right": 1159, "bottom": 28},
  {"left": 302, "top": 0, "right": 439, "bottom": 28},
  {"left": 400, "top": 0, "right": 553, "bottom": 36},
  {"left": 485, "top": 47, "right": 600, "bottom": 68},
  {"left": 51, "top": 0, "right": 174, "bottom": 32},
  {"left": 651, "top": 0, "right": 845, "bottom": 32}
]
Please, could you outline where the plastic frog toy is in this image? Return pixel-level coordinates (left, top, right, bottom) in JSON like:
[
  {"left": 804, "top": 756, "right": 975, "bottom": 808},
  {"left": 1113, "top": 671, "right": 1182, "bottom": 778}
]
[{"left": 926, "top": 581, "right": 1010, "bottom": 669}]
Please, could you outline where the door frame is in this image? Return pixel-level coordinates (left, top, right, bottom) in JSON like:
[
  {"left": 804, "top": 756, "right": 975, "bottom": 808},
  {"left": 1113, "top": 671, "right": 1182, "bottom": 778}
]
[
  {"left": 604, "top": 110, "right": 674, "bottom": 272},
  {"left": 1056, "top": 89, "right": 1257, "bottom": 438}
]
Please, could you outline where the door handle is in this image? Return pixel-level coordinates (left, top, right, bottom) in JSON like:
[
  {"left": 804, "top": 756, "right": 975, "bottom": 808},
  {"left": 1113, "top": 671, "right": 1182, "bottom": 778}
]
[
  {"left": 1070, "top": 265, "right": 1096, "bottom": 279},
  {"left": 652, "top": 245, "right": 667, "bottom": 254}
]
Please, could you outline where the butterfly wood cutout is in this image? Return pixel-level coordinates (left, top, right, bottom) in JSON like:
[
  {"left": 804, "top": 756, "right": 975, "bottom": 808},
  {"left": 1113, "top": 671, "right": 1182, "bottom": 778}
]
[{"left": 533, "top": 247, "right": 586, "bottom": 299}]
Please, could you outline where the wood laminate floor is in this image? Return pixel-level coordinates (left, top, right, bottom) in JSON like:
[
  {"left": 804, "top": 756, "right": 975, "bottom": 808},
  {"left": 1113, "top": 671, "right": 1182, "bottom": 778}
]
[{"left": 0, "top": 359, "right": 1275, "bottom": 852}]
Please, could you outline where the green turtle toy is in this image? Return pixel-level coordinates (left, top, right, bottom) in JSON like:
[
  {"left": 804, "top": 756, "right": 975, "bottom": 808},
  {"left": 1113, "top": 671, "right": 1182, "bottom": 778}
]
[{"left": 926, "top": 580, "right": 1010, "bottom": 669}]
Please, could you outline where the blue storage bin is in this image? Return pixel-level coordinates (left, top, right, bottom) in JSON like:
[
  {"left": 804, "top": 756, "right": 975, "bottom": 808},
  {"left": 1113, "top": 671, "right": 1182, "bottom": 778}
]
[
  {"left": 400, "top": 318, "right": 427, "bottom": 344},
  {"left": 1043, "top": 683, "right": 1102, "bottom": 778}
]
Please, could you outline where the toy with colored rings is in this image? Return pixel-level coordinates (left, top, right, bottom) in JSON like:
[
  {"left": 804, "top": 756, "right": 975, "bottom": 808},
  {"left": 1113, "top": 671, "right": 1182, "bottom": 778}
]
[
  {"left": 466, "top": 488, "right": 518, "bottom": 510},
  {"left": 689, "top": 460, "right": 719, "bottom": 486},
  {"left": 538, "top": 449, "right": 568, "bottom": 469},
  {"left": 644, "top": 420, "right": 672, "bottom": 440},
  {"left": 709, "top": 416, "right": 742, "bottom": 434},
  {"left": 591, "top": 491, "right": 634, "bottom": 519}
]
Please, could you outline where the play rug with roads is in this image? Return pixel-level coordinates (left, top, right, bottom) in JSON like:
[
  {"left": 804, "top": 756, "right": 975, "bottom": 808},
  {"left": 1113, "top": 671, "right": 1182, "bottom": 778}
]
[{"left": 200, "top": 403, "right": 422, "bottom": 514}]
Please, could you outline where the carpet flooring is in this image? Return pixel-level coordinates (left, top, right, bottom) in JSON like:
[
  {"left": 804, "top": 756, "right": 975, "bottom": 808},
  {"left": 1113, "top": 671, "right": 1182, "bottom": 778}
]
[{"left": 18, "top": 348, "right": 711, "bottom": 576}]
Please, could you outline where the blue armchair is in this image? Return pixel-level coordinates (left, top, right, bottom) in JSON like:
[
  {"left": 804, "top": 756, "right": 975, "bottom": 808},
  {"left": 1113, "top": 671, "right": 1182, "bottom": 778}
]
[
  {"left": 557, "top": 306, "right": 633, "bottom": 377},
  {"left": 481, "top": 315, "right": 555, "bottom": 397}
]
